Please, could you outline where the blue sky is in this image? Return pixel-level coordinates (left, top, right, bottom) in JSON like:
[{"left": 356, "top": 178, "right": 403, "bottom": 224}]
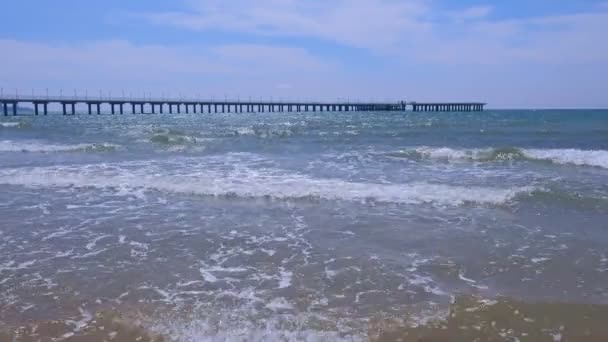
[{"left": 1, "top": 0, "right": 607, "bottom": 108}]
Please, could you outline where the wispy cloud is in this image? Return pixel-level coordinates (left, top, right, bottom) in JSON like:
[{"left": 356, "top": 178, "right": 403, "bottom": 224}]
[
  {"left": 143, "top": 0, "right": 608, "bottom": 64},
  {"left": 145, "top": 0, "right": 431, "bottom": 50},
  {"left": 448, "top": 5, "right": 493, "bottom": 22}
]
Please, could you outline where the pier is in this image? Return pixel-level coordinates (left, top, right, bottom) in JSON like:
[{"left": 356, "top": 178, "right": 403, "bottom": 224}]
[
  {"left": 0, "top": 95, "right": 485, "bottom": 116},
  {"left": 411, "top": 102, "right": 485, "bottom": 112}
]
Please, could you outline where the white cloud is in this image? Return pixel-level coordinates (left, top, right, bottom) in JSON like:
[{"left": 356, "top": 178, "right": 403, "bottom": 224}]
[
  {"left": 146, "top": 0, "right": 431, "bottom": 49},
  {"left": 144, "top": 0, "right": 608, "bottom": 65},
  {"left": 448, "top": 5, "right": 493, "bottom": 21}
]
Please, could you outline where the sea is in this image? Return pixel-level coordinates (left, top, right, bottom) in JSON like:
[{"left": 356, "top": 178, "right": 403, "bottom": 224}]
[{"left": 1, "top": 109, "right": 607, "bottom": 341}]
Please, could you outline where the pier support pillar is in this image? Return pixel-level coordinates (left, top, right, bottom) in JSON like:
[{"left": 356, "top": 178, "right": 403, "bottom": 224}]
[
  {"left": 132, "top": 104, "right": 136, "bottom": 114},
  {"left": 88, "top": 104, "right": 92, "bottom": 115},
  {"left": 34, "top": 103, "right": 39, "bottom": 116},
  {"left": 140, "top": 104, "right": 145, "bottom": 114},
  {"left": 120, "top": 104, "right": 124, "bottom": 115},
  {"left": 44, "top": 103, "right": 48, "bottom": 115},
  {"left": 62, "top": 103, "right": 67, "bottom": 115},
  {"left": 71, "top": 104, "right": 75, "bottom": 115},
  {"left": 2, "top": 103, "right": 6, "bottom": 116},
  {"left": 97, "top": 103, "right": 101, "bottom": 115},
  {"left": 111, "top": 104, "right": 115, "bottom": 115}
]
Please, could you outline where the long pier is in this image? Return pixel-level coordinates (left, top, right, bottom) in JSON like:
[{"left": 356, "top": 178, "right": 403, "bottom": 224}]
[{"left": 0, "top": 95, "right": 485, "bottom": 116}]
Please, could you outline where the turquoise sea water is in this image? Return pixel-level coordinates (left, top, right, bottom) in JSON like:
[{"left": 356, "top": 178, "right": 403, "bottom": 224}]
[{"left": 1, "top": 110, "right": 608, "bottom": 341}]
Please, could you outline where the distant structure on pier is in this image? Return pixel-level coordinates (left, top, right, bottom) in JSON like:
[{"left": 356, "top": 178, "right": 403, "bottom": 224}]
[{"left": 0, "top": 94, "right": 485, "bottom": 116}]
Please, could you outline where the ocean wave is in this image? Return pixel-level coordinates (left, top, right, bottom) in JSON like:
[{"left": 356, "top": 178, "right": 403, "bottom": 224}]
[
  {"left": 387, "top": 147, "right": 608, "bottom": 169},
  {"left": 0, "top": 159, "right": 533, "bottom": 206},
  {"left": 149, "top": 128, "right": 201, "bottom": 145},
  {"left": 0, "top": 121, "right": 30, "bottom": 128},
  {"left": 525, "top": 188, "right": 608, "bottom": 209},
  {"left": 231, "top": 124, "right": 299, "bottom": 139},
  {"left": 523, "top": 149, "right": 608, "bottom": 169},
  {"left": 386, "top": 147, "right": 524, "bottom": 162},
  {"left": 0, "top": 140, "right": 119, "bottom": 153}
]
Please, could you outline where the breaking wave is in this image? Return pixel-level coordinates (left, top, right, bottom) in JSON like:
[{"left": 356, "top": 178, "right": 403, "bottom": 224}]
[
  {"left": 149, "top": 128, "right": 201, "bottom": 145},
  {"left": 523, "top": 148, "right": 608, "bottom": 169},
  {"left": 388, "top": 147, "right": 608, "bottom": 169},
  {"left": 0, "top": 140, "right": 119, "bottom": 153},
  {"left": 0, "top": 157, "right": 533, "bottom": 206},
  {"left": 0, "top": 121, "right": 30, "bottom": 128},
  {"left": 230, "top": 124, "right": 301, "bottom": 139}
]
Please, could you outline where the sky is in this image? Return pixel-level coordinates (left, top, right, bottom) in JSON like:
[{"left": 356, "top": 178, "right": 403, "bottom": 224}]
[{"left": 1, "top": 0, "right": 608, "bottom": 108}]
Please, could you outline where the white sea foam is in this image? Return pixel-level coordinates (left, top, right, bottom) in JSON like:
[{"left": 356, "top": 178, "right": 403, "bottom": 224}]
[
  {"left": 523, "top": 148, "right": 608, "bottom": 169},
  {"left": 234, "top": 127, "right": 256, "bottom": 136},
  {"left": 391, "top": 146, "right": 608, "bottom": 169},
  {"left": 0, "top": 140, "right": 119, "bottom": 153},
  {"left": 278, "top": 268, "right": 293, "bottom": 289},
  {"left": 411, "top": 147, "right": 474, "bottom": 160},
  {"left": 147, "top": 316, "right": 363, "bottom": 342},
  {"left": 0, "top": 122, "right": 22, "bottom": 128},
  {"left": 0, "top": 157, "right": 533, "bottom": 207}
]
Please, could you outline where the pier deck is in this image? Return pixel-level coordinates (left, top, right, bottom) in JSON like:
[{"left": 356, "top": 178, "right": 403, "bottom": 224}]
[{"left": 0, "top": 95, "right": 485, "bottom": 116}]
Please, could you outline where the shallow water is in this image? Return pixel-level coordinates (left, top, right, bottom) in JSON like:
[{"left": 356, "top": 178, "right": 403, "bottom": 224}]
[{"left": 1, "top": 110, "right": 608, "bottom": 341}]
